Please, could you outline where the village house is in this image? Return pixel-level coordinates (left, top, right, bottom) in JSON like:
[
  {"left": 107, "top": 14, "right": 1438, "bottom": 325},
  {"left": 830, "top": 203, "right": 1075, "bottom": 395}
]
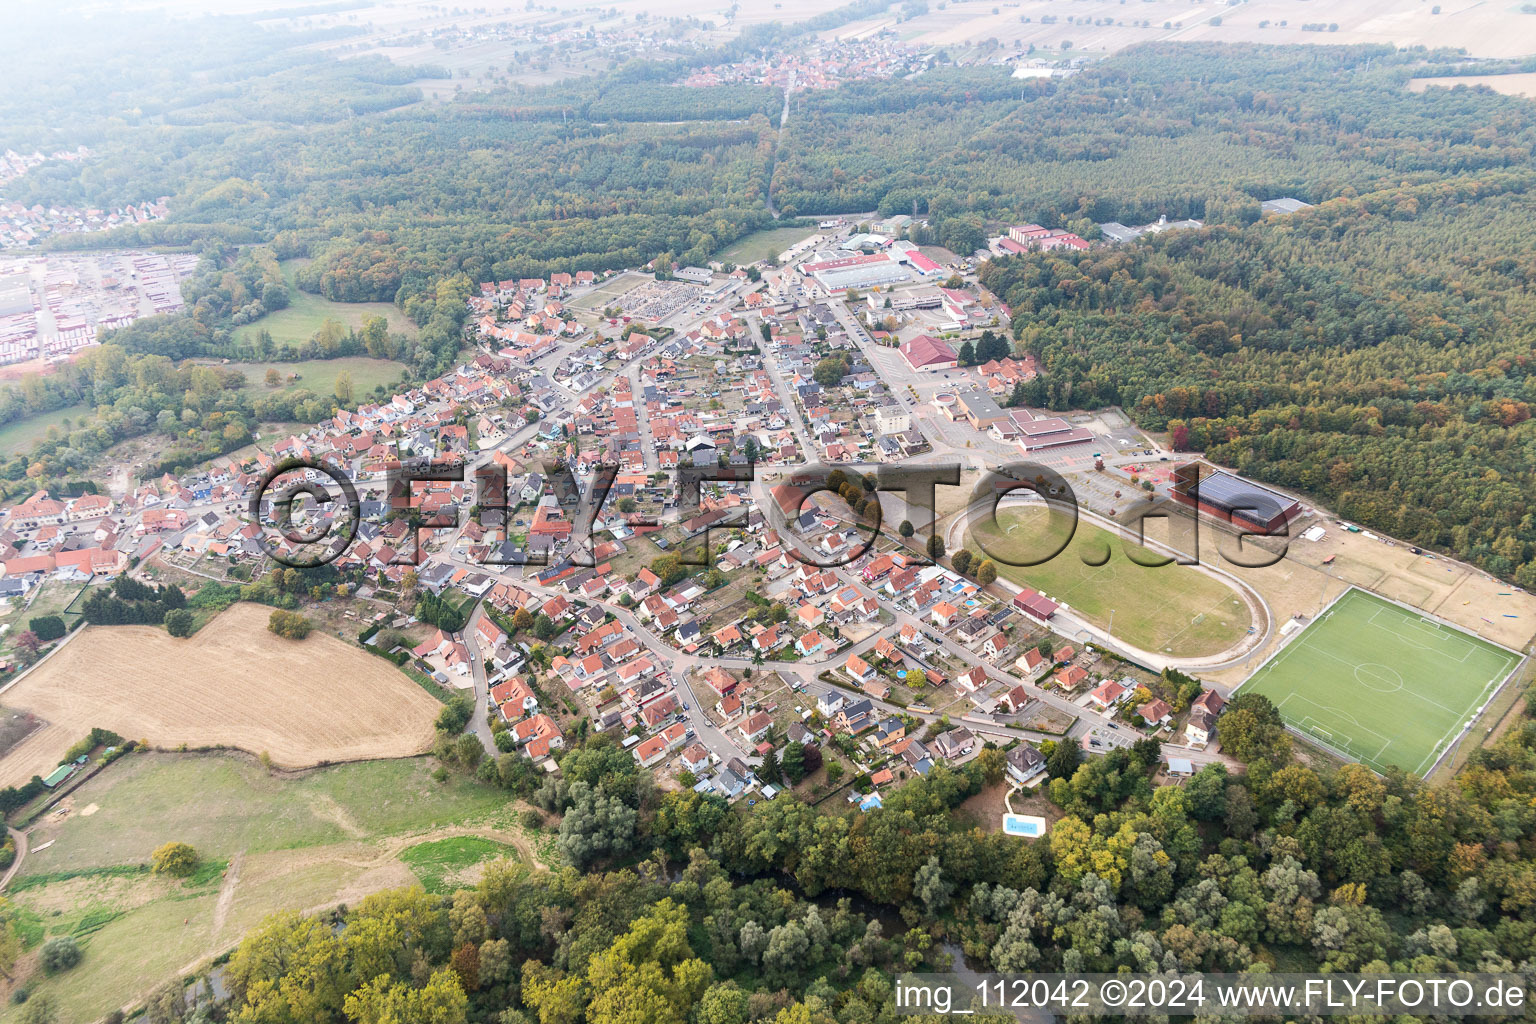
[
  {"left": 831, "top": 698, "right": 875, "bottom": 735},
  {"left": 491, "top": 676, "right": 539, "bottom": 720},
  {"left": 1088, "top": 679, "right": 1130, "bottom": 711},
  {"left": 931, "top": 727, "right": 976, "bottom": 761},
  {"left": 1055, "top": 665, "right": 1089, "bottom": 691},
  {"left": 510, "top": 714, "right": 565, "bottom": 761},
  {"left": 681, "top": 743, "right": 712, "bottom": 774},
  {"left": 816, "top": 690, "right": 844, "bottom": 717},
  {"left": 998, "top": 684, "right": 1031, "bottom": 715},
  {"left": 794, "top": 630, "right": 828, "bottom": 657},
  {"left": 1186, "top": 689, "right": 1227, "bottom": 746},
  {"left": 955, "top": 665, "right": 989, "bottom": 693},
  {"left": 930, "top": 601, "right": 959, "bottom": 629},
  {"left": 738, "top": 710, "right": 773, "bottom": 744},
  {"left": 1006, "top": 743, "right": 1047, "bottom": 785},
  {"left": 1139, "top": 697, "right": 1173, "bottom": 727}
]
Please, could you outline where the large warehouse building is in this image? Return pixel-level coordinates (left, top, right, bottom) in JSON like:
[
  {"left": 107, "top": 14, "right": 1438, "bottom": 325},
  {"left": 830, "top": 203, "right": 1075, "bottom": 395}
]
[
  {"left": 1172, "top": 466, "right": 1302, "bottom": 535},
  {"left": 800, "top": 252, "right": 912, "bottom": 293}
]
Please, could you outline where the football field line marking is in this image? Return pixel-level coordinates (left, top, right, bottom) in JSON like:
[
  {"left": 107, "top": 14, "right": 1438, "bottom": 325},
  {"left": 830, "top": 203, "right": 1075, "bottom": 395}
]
[
  {"left": 1248, "top": 588, "right": 1522, "bottom": 776},
  {"left": 1290, "top": 638, "right": 1460, "bottom": 716}
]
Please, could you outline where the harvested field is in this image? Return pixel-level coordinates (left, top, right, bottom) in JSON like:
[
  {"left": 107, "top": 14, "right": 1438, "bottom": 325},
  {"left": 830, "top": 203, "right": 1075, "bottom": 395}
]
[{"left": 0, "top": 602, "right": 439, "bottom": 786}]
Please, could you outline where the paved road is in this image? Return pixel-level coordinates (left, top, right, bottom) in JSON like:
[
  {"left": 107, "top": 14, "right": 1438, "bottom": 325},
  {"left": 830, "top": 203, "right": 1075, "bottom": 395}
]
[
  {"left": 625, "top": 363, "right": 659, "bottom": 473},
  {"left": 755, "top": 324, "right": 818, "bottom": 457},
  {"left": 459, "top": 604, "right": 498, "bottom": 754}
]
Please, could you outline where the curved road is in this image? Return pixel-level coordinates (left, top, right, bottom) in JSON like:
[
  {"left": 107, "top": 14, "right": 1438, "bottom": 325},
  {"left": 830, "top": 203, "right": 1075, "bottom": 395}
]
[{"left": 0, "top": 826, "right": 28, "bottom": 892}]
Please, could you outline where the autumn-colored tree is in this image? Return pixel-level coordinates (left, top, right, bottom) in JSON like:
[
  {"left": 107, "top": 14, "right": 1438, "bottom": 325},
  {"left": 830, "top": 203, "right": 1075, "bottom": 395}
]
[
  {"left": 151, "top": 841, "right": 199, "bottom": 877},
  {"left": 449, "top": 941, "right": 481, "bottom": 991}
]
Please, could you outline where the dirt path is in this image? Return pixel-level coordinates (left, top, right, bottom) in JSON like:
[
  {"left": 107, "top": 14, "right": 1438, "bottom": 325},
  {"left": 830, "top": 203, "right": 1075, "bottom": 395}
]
[
  {"left": 209, "top": 851, "right": 243, "bottom": 942},
  {"left": 301, "top": 824, "right": 548, "bottom": 888},
  {"left": 307, "top": 793, "right": 367, "bottom": 838},
  {"left": 172, "top": 822, "right": 548, "bottom": 981},
  {"left": 0, "top": 827, "right": 27, "bottom": 892}
]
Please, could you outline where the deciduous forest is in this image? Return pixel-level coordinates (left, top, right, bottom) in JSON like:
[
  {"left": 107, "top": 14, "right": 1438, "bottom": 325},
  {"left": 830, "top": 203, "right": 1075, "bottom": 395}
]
[{"left": 190, "top": 694, "right": 1536, "bottom": 1024}]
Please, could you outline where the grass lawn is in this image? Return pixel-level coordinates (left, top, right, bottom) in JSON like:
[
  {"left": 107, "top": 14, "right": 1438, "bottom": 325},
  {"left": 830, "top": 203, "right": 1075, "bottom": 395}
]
[
  {"left": 400, "top": 837, "right": 519, "bottom": 894},
  {"left": 4, "top": 753, "right": 524, "bottom": 1022},
  {"left": 220, "top": 355, "right": 410, "bottom": 399},
  {"left": 716, "top": 225, "right": 819, "bottom": 264},
  {"left": 230, "top": 259, "right": 417, "bottom": 349},
  {"left": 1241, "top": 588, "right": 1521, "bottom": 775},
  {"left": 967, "top": 505, "right": 1252, "bottom": 658},
  {"left": 19, "top": 753, "right": 515, "bottom": 876},
  {"left": 0, "top": 402, "right": 96, "bottom": 453},
  {"left": 0, "top": 578, "right": 94, "bottom": 657},
  {"left": 0, "top": 875, "right": 227, "bottom": 1024}
]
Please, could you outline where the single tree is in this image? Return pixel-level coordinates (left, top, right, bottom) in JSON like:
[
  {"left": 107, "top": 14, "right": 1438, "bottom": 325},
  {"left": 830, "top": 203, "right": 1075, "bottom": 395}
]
[
  {"left": 151, "top": 841, "right": 200, "bottom": 878},
  {"left": 759, "top": 747, "right": 781, "bottom": 785},
  {"left": 40, "top": 935, "right": 82, "bottom": 974},
  {"left": 28, "top": 615, "right": 66, "bottom": 642},
  {"left": 780, "top": 743, "right": 806, "bottom": 785},
  {"left": 13, "top": 631, "right": 42, "bottom": 660},
  {"left": 1046, "top": 739, "right": 1081, "bottom": 781}
]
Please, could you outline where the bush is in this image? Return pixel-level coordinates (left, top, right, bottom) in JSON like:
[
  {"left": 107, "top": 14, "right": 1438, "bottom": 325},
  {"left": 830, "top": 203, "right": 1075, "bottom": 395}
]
[
  {"left": 436, "top": 696, "right": 474, "bottom": 734},
  {"left": 164, "top": 609, "right": 195, "bottom": 638},
  {"left": 150, "top": 841, "right": 199, "bottom": 877},
  {"left": 267, "top": 609, "right": 313, "bottom": 640},
  {"left": 39, "top": 936, "right": 81, "bottom": 974},
  {"left": 28, "top": 616, "right": 66, "bottom": 642},
  {"left": 17, "top": 994, "right": 53, "bottom": 1024}
]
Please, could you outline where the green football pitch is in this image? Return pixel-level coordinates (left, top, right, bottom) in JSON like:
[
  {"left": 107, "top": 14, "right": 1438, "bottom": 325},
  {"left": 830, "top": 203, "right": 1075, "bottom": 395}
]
[{"left": 1241, "top": 588, "right": 1521, "bottom": 775}]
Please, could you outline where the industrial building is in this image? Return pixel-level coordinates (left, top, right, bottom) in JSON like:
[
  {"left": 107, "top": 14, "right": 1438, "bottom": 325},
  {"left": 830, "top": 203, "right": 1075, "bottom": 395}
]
[
  {"left": 1172, "top": 466, "right": 1302, "bottom": 535},
  {"left": 800, "top": 252, "right": 912, "bottom": 293}
]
